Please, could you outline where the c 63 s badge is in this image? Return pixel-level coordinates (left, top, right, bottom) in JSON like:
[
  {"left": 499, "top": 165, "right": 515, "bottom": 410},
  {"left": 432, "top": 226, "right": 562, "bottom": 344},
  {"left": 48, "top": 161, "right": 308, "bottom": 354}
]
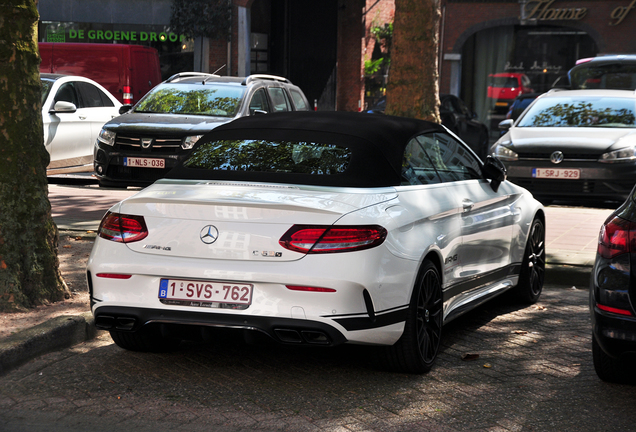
[{"left": 253, "top": 251, "right": 283, "bottom": 257}]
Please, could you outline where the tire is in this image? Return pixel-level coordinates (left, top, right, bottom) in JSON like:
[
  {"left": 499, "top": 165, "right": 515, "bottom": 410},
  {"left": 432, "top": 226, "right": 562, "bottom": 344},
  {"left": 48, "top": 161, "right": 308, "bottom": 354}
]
[
  {"left": 513, "top": 217, "right": 545, "bottom": 304},
  {"left": 592, "top": 334, "right": 624, "bottom": 383},
  {"left": 383, "top": 260, "right": 443, "bottom": 374},
  {"left": 110, "top": 325, "right": 181, "bottom": 352}
]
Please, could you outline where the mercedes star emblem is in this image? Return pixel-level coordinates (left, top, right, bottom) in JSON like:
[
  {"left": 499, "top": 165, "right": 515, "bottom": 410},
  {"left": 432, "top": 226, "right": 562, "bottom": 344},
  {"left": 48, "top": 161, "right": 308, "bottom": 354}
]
[
  {"left": 550, "top": 151, "right": 564, "bottom": 164},
  {"left": 200, "top": 225, "right": 219, "bottom": 244}
]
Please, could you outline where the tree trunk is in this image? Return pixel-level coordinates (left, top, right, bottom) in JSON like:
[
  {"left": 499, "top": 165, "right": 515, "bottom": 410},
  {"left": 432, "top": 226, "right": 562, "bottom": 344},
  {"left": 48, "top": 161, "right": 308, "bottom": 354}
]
[
  {"left": 385, "top": 0, "right": 441, "bottom": 123},
  {"left": 0, "top": 0, "right": 69, "bottom": 311}
]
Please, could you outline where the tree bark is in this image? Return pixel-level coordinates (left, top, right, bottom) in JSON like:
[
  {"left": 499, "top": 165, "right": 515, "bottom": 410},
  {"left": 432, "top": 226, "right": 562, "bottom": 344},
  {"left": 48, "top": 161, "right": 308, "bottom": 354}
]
[
  {"left": 385, "top": 0, "right": 441, "bottom": 123},
  {"left": 0, "top": 0, "right": 69, "bottom": 311}
]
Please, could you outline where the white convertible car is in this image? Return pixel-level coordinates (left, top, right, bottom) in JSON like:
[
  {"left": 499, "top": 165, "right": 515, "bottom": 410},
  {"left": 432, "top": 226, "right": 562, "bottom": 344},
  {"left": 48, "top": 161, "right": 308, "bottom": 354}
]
[{"left": 88, "top": 111, "right": 545, "bottom": 374}]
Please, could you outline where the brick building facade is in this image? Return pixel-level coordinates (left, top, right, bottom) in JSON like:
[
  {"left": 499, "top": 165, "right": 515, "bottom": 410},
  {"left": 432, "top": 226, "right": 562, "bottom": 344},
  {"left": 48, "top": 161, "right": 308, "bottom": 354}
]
[{"left": 37, "top": 0, "right": 636, "bottom": 116}]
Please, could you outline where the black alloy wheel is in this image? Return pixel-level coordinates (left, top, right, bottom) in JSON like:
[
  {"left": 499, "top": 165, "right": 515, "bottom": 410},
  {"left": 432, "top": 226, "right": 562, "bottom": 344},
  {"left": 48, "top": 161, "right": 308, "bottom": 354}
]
[
  {"left": 514, "top": 217, "right": 545, "bottom": 303},
  {"left": 384, "top": 259, "right": 443, "bottom": 374}
]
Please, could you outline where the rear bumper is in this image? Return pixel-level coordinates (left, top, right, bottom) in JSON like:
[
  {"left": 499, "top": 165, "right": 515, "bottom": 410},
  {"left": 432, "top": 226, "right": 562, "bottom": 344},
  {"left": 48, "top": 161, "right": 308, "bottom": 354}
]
[
  {"left": 94, "top": 305, "right": 348, "bottom": 346},
  {"left": 591, "top": 305, "right": 636, "bottom": 359}
]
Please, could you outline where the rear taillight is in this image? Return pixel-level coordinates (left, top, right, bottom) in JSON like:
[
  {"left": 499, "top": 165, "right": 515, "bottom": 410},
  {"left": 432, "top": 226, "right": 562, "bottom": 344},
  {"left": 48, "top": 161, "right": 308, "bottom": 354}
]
[
  {"left": 595, "top": 215, "right": 635, "bottom": 316},
  {"left": 98, "top": 211, "right": 148, "bottom": 243},
  {"left": 598, "top": 216, "right": 636, "bottom": 259},
  {"left": 279, "top": 225, "right": 387, "bottom": 254},
  {"left": 123, "top": 85, "right": 133, "bottom": 104}
]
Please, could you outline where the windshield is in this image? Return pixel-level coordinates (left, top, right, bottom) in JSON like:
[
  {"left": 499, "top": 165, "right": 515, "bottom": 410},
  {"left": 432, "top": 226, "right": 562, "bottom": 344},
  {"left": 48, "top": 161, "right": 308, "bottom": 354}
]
[
  {"left": 41, "top": 79, "right": 54, "bottom": 105},
  {"left": 135, "top": 84, "right": 245, "bottom": 117},
  {"left": 570, "top": 63, "right": 636, "bottom": 90},
  {"left": 184, "top": 139, "right": 351, "bottom": 175},
  {"left": 489, "top": 77, "right": 519, "bottom": 88},
  {"left": 517, "top": 96, "right": 636, "bottom": 128}
]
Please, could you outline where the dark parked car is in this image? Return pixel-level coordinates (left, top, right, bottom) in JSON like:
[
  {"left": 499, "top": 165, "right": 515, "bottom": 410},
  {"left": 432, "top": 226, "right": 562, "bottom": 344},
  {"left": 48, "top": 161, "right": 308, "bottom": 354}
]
[
  {"left": 554, "top": 54, "right": 636, "bottom": 90},
  {"left": 591, "top": 186, "right": 636, "bottom": 382},
  {"left": 367, "top": 94, "right": 490, "bottom": 159},
  {"left": 505, "top": 92, "right": 541, "bottom": 121},
  {"left": 94, "top": 73, "right": 310, "bottom": 187},
  {"left": 492, "top": 88, "right": 636, "bottom": 203},
  {"left": 439, "top": 94, "right": 490, "bottom": 159}
]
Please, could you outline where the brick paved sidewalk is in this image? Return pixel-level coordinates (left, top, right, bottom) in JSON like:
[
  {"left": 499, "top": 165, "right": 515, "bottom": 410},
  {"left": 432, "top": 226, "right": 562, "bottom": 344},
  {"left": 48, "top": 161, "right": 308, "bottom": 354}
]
[{"left": 1, "top": 285, "right": 635, "bottom": 432}]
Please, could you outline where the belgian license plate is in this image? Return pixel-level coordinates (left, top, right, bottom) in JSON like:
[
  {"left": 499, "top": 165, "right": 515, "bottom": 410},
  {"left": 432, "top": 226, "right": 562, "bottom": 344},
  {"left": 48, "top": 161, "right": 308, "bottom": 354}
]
[
  {"left": 124, "top": 157, "right": 165, "bottom": 168},
  {"left": 158, "top": 278, "right": 253, "bottom": 306},
  {"left": 532, "top": 168, "right": 581, "bottom": 179}
]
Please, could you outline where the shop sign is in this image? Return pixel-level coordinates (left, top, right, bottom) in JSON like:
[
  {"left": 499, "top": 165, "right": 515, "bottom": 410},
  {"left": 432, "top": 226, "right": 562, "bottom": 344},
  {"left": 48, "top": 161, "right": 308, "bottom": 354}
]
[
  {"left": 523, "top": 0, "right": 587, "bottom": 22},
  {"left": 67, "top": 30, "right": 186, "bottom": 43},
  {"left": 522, "top": 0, "right": 636, "bottom": 26},
  {"left": 610, "top": 0, "right": 636, "bottom": 25}
]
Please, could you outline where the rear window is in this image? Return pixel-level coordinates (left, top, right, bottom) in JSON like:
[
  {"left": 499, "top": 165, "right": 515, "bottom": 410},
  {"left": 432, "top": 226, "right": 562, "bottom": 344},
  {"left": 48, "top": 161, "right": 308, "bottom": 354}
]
[
  {"left": 570, "top": 64, "right": 636, "bottom": 90},
  {"left": 184, "top": 139, "right": 351, "bottom": 175},
  {"left": 135, "top": 84, "right": 245, "bottom": 117},
  {"left": 517, "top": 96, "right": 636, "bottom": 128}
]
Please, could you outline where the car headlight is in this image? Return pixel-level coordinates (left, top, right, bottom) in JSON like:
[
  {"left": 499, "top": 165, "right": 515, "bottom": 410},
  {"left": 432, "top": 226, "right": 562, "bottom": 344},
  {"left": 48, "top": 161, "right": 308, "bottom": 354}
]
[
  {"left": 599, "top": 146, "right": 636, "bottom": 163},
  {"left": 182, "top": 135, "right": 203, "bottom": 150},
  {"left": 97, "top": 129, "right": 116, "bottom": 146},
  {"left": 493, "top": 143, "right": 518, "bottom": 161}
]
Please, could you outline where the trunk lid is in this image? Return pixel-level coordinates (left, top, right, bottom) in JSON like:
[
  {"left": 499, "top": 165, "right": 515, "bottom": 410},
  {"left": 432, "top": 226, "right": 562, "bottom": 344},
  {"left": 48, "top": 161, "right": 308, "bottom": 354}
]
[{"left": 118, "top": 180, "right": 397, "bottom": 261}]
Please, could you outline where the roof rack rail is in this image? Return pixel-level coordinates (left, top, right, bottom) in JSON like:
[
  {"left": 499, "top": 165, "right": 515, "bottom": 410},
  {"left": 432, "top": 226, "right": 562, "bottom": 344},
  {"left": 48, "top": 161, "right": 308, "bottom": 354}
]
[
  {"left": 165, "top": 72, "right": 220, "bottom": 83},
  {"left": 242, "top": 74, "right": 290, "bottom": 86}
]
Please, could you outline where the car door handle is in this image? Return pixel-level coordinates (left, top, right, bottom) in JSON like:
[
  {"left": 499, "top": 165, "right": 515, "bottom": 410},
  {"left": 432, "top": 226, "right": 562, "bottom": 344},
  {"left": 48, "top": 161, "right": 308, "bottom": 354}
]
[
  {"left": 79, "top": 115, "right": 87, "bottom": 120},
  {"left": 462, "top": 199, "right": 474, "bottom": 212}
]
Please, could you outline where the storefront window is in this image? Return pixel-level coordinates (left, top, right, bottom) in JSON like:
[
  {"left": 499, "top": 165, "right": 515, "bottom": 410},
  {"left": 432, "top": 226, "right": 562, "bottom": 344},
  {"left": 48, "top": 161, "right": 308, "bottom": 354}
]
[
  {"left": 39, "top": 21, "right": 194, "bottom": 80},
  {"left": 461, "top": 25, "right": 597, "bottom": 134}
]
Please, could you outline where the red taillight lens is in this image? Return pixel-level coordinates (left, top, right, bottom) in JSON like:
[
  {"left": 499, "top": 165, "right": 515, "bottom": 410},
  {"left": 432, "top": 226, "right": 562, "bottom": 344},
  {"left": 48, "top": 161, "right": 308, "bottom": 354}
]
[
  {"left": 96, "top": 273, "right": 132, "bottom": 279},
  {"left": 286, "top": 285, "right": 336, "bottom": 293},
  {"left": 598, "top": 216, "right": 636, "bottom": 259},
  {"left": 123, "top": 85, "right": 133, "bottom": 104},
  {"left": 279, "top": 225, "right": 387, "bottom": 254},
  {"left": 98, "top": 211, "right": 148, "bottom": 243},
  {"left": 596, "top": 303, "right": 634, "bottom": 317}
]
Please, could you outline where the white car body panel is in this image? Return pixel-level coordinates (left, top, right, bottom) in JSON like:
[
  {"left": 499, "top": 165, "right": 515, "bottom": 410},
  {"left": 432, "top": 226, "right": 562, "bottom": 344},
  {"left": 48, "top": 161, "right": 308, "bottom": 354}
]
[
  {"left": 88, "top": 177, "right": 542, "bottom": 345},
  {"left": 42, "top": 75, "right": 121, "bottom": 174}
]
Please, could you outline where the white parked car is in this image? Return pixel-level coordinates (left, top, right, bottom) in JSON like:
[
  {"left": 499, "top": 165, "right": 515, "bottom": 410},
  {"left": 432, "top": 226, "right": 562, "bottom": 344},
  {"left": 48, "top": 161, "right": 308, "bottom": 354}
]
[
  {"left": 41, "top": 74, "right": 121, "bottom": 175},
  {"left": 88, "top": 111, "right": 545, "bottom": 374}
]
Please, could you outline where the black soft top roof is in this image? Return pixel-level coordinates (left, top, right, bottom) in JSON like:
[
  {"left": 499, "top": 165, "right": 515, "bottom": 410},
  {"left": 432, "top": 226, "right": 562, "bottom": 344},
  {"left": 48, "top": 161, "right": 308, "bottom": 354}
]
[{"left": 166, "top": 111, "right": 446, "bottom": 187}]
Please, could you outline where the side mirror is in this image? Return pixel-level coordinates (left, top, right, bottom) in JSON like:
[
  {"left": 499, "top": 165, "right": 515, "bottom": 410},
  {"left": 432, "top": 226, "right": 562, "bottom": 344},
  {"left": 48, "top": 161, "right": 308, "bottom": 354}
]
[
  {"left": 482, "top": 155, "right": 507, "bottom": 192},
  {"left": 50, "top": 101, "right": 77, "bottom": 114},
  {"left": 119, "top": 105, "right": 133, "bottom": 115},
  {"left": 498, "top": 119, "right": 514, "bottom": 131}
]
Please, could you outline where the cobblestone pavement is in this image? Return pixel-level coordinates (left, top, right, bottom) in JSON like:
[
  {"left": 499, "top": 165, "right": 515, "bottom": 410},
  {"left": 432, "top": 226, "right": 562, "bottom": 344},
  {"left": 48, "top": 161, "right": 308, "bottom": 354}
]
[{"left": 1, "top": 285, "right": 635, "bottom": 432}]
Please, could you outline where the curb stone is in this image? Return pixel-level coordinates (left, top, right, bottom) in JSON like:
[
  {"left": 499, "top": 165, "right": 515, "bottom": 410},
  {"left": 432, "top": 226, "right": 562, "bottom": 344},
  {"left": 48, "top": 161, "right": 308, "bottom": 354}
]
[{"left": 0, "top": 311, "right": 99, "bottom": 376}]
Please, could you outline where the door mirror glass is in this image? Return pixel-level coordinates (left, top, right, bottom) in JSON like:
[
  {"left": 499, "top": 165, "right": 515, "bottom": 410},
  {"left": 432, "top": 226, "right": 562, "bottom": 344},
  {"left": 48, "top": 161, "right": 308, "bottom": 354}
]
[{"left": 482, "top": 155, "right": 507, "bottom": 192}]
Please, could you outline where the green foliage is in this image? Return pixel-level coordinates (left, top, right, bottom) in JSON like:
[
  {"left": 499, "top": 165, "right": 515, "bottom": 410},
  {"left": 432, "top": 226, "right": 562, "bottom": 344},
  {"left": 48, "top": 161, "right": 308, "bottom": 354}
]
[
  {"left": 170, "top": 0, "right": 232, "bottom": 40},
  {"left": 527, "top": 102, "right": 636, "bottom": 127},
  {"left": 370, "top": 22, "right": 393, "bottom": 44},
  {"left": 365, "top": 58, "right": 385, "bottom": 76},
  {"left": 136, "top": 87, "right": 242, "bottom": 117}
]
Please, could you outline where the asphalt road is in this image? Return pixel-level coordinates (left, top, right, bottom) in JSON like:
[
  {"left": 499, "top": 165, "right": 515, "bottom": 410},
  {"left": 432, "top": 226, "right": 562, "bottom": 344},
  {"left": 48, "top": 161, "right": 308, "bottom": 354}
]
[{"left": 1, "top": 284, "right": 635, "bottom": 432}]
